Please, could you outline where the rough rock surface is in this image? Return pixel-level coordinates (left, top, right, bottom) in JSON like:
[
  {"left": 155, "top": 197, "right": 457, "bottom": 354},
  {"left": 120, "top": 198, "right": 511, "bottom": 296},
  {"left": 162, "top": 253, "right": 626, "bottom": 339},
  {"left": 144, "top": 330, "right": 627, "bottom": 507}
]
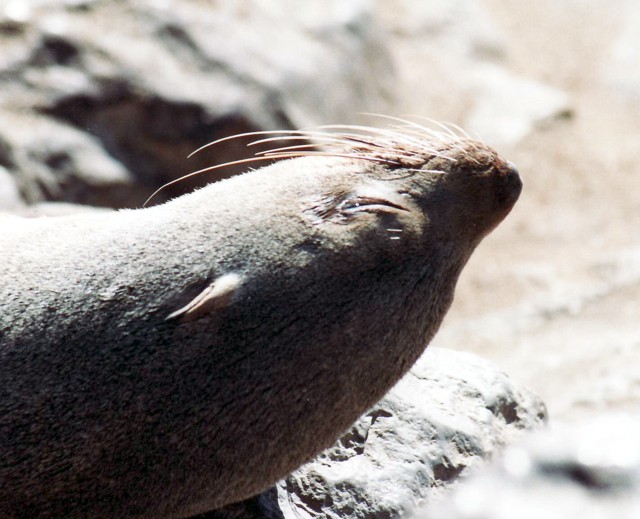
[
  {"left": 422, "top": 414, "right": 640, "bottom": 519},
  {"left": 0, "top": 0, "right": 393, "bottom": 208},
  {"left": 210, "top": 348, "right": 546, "bottom": 519}
]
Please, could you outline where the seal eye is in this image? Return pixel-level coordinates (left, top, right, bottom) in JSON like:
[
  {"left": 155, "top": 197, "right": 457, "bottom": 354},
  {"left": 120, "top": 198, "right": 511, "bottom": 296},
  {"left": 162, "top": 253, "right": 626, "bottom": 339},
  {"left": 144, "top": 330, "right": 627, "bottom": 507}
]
[
  {"left": 338, "top": 196, "right": 409, "bottom": 216},
  {"left": 303, "top": 184, "right": 410, "bottom": 225}
]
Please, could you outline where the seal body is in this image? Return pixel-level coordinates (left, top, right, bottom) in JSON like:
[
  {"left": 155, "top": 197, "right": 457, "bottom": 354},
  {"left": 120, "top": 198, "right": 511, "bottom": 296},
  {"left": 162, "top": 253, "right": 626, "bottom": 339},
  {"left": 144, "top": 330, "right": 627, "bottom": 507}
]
[{"left": 0, "top": 129, "right": 521, "bottom": 518}]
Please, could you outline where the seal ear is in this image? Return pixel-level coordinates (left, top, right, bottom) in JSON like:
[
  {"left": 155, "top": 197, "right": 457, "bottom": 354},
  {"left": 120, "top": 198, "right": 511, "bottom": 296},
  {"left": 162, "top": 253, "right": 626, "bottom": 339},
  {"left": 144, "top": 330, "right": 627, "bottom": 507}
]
[{"left": 166, "top": 272, "right": 242, "bottom": 323}]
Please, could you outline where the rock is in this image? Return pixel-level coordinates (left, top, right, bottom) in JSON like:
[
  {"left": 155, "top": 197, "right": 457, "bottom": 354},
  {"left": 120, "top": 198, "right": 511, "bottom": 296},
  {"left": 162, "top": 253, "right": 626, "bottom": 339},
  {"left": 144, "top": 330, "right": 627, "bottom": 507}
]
[
  {"left": 603, "top": 1, "right": 640, "bottom": 103},
  {"left": 0, "top": 112, "right": 136, "bottom": 207},
  {"left": 8, "top": 201, "right": 113, "bottom": 217},
  {"left": 0, "top": 0, "right": 394, "bottom": 207},
  {"left": 422, "top": 414, "right": 640, "bottom": 519},
  {"left": 0, "top": 164, "right": 23, "bottom": 210},
  {"left": 377, "top": 0, "right": 572, "bottom": 147},
  {"left": 377, "top": 0, "right": 506, "bottom": 60},
  {"left": 464, "top": 64, "right": 572, "bottom": 147},
  {"left": 434, "top": 245, "right": 640, "bottom": 423},
  {"left": 210, "top": 348, "right": 546, "bottom": 519}
]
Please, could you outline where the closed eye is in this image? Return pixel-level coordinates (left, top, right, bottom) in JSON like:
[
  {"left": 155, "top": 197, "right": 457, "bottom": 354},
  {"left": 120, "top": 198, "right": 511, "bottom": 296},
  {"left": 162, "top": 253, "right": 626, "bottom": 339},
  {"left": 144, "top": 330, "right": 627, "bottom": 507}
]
[
  {"left": 338, "top": 196, "right": 410, "bottom": 215},
  {"left": 303, "top": 185, "right": 412, "bottom": 225}
]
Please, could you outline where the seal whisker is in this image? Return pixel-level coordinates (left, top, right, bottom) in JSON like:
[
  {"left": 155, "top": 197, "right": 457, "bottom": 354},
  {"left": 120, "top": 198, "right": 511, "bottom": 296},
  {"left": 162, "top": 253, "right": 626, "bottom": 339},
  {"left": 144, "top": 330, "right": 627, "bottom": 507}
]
[
  {"left": 315, "top": 124, "right": 424, "bottom": 142},
  {"left": 248, "top": 132, "right": 385, "bottom": 149},
  {"left": 146, "top": 118, "right": 483, "bottom": 206},
  {"left": 444, "top": 121, "right": 473, "bottom": 140},
  {"left": 345, "top": 115, "right": 468, "bottom": 160},
  {"left": 315, "top": 129, "right": 456, "bottom": 163},
  {"left": 143, "top": 155, "right": 294, "bottom": 206},
  {"left": 254, "top": 143, "right": 319, "bottom": 156},
  {"left": 380, "top": 126, "right": 459, "bottom": 158},
  {"left": 318, "top": 134, "right": 438, "bottom": 159},
  {"left": 259, "top": 151, "right": 402, "bottom": 165},
  {"left": 361, "top": 113, "right": 460, "bottom": 143},
  {"left": 252, "top": 132, "right": 446, "bottom": 165},
  {"left": 187, "top": 130, "right": 307, "bottom": 158},
  {"left": 263, "top": 145, "right": 427, "bottom": 166},
  {"left": 247, "top": 132, "right": 424, "bottom": 161},
  {"left": 386, "top": 123, "right": 451, "bottom": 142},
  {"left": 396, "top": 114, "right": 463, "bottom": 140},
  {"left": 468, "top": 127, "right": 485, "bottom": 142},
  {"left": 246, "top": 125, "right": 460, "bottom": 164}
]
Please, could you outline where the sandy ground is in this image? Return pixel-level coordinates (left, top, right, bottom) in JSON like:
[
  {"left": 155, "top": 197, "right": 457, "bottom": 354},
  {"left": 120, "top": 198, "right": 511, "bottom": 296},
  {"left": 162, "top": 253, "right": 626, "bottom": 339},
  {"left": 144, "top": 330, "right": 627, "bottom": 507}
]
[{"left": 385, "top": 0, "right": 640, "bottom": 424}]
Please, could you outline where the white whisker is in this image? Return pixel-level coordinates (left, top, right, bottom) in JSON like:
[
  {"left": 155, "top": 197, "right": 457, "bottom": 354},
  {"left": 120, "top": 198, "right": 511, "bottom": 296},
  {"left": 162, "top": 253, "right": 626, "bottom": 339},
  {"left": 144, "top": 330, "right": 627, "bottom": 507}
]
[{"left": 144, "top": 115, "right": 483, "bottom": 207}]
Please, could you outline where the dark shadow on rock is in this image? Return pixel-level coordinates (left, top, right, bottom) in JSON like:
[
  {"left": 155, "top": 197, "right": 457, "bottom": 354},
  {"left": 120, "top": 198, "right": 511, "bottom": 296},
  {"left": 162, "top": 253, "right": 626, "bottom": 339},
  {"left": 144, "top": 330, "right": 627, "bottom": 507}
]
[{"left": 190, "top": 487, "right": 283, "bottom": 519}]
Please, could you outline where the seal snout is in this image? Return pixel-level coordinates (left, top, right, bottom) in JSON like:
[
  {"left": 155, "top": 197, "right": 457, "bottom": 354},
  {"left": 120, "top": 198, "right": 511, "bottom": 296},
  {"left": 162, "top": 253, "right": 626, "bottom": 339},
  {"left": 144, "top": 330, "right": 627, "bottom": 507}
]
[{"left": 495, "top": 160, "right": 522, "bottom": 209}]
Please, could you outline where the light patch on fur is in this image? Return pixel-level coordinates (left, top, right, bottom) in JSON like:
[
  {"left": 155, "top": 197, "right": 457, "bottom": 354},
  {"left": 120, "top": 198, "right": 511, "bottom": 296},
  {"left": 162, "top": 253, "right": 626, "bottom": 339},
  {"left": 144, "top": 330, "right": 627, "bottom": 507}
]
[{"left": 166, "top": 272, "right": 242, "bottom": 323}]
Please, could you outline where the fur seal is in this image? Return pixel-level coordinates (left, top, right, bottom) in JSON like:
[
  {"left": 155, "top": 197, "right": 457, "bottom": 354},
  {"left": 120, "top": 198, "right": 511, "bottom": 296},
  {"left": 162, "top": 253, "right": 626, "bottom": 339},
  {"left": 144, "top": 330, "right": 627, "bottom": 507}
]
[{"left": 0, "top": 120, "right": 521, "bottom": 518}]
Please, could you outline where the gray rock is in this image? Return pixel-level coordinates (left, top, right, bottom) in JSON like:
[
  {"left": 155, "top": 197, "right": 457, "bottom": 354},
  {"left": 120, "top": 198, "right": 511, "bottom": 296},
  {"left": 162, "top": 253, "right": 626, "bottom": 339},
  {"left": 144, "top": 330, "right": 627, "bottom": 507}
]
[
  {"left": 0, "top": 164, "right": 23, "bottom": 210},
  {"left": 377, "top": 0, "right": 572, "bottom": 147},
  {"left": 464, "top": 64, "right": 572, "bottom": 147},
  {"left": 378, "top": 0, "right": 506, "bottom": 60},
  {"left": 603, "top": 1, "right": 640, "bottom": 102},
  {"left": 0, "top": 0, "right": 394, "bottom": 207},
  {"left": 423, "top": 414, "right": 640, "bottom": 519},
  {"left": 8, "top": 201, "right": 113, "bottom": 218},
  {"left": 211, "top": 348, "right": 546, "bottom": 519},
  {"left": 0, "top": 112, "right": 135, "bottom": 206}
]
